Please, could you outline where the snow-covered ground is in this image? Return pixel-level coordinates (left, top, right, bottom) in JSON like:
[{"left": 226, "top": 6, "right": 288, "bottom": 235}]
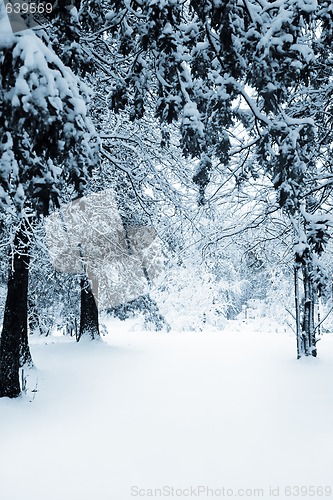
[{"left": 1, "top": 319, "right": 333, "bottom": 500}]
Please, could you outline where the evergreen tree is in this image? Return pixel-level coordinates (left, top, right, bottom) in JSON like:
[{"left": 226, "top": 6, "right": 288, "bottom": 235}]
[{"left": 0, "top": 28, "right": 98, "bottom": 397}]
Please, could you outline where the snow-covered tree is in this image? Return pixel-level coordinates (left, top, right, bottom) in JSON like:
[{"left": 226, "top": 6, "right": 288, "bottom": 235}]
[
  {"left": 101, "top": 0, "right": 333, "bottom": 356},
  {"left": 26, "top": 0, "right": 333, "bottom": 356},
  {"left": 0, "top": 26, "right": 98, "bottom": 398}
]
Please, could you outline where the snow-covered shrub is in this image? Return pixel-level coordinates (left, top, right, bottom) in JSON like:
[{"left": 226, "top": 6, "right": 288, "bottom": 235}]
[{"left": 153, "top": 254, "right": 244, "bottom": 331}]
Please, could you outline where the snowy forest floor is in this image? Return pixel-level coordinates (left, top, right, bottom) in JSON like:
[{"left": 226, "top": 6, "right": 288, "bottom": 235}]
[{"left": 1, "top": 318, "right": 333, "bottom": 500}]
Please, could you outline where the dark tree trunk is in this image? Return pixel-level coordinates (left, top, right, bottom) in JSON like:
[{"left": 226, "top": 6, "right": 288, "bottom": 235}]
[
  {"left": 0, "top": 227, "right": 32, "bottom": 398},
  {"left": 294, "top": 266, "right": 302, "bottom": 359},
  {"left": 78, "top": 274, "right": 99, "bottom": 341},
  {"left": 302, "top": 261, "right": 317, "bottom": 357},
  {"left": 295, "top": 258, "right": 317, "bottom": 359}
]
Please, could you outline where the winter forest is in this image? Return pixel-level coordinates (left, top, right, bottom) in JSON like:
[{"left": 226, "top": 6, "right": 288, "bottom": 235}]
[{"left": 1, "top": 0, "right": 333, "bottom": 499}]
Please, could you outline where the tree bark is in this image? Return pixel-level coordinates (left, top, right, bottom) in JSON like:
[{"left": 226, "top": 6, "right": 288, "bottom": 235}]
[
  {"left": 0, "top": 226, "right": 32, "bottom": 398},
  {"left": 78, "top": 274, "right": 99, "bottom": 341},
  {"left": 294, "top": 267, "right": 302, "bottom": 359},
  {"left": 301, "top": 260, "right": 317, "bottom": 357}
]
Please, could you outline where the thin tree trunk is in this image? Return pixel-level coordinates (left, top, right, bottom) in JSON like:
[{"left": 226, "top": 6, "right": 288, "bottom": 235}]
[
  {"left": 0, "top": 226, "right": 32, "bottom": 398},
  {"left": 294, "top": 266, "right": 302, "bottom": 359},
  {"left": 316, "top": 296, "right": 321, "bottom": 337},
  {"left": 308, "top": 270, "right": 316, "bottom": 357},
  {"left": 78, "top": 274, "right": 99, "bottom": 341},
  {"left": 28, "top": 296, "right": 41, "bottom": 335},
  {"left": 302, "top": 264, "right": 310, "bottom": 356},
  {"left": 301, "top": 261, "right": 317, "bottom": 357}
]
